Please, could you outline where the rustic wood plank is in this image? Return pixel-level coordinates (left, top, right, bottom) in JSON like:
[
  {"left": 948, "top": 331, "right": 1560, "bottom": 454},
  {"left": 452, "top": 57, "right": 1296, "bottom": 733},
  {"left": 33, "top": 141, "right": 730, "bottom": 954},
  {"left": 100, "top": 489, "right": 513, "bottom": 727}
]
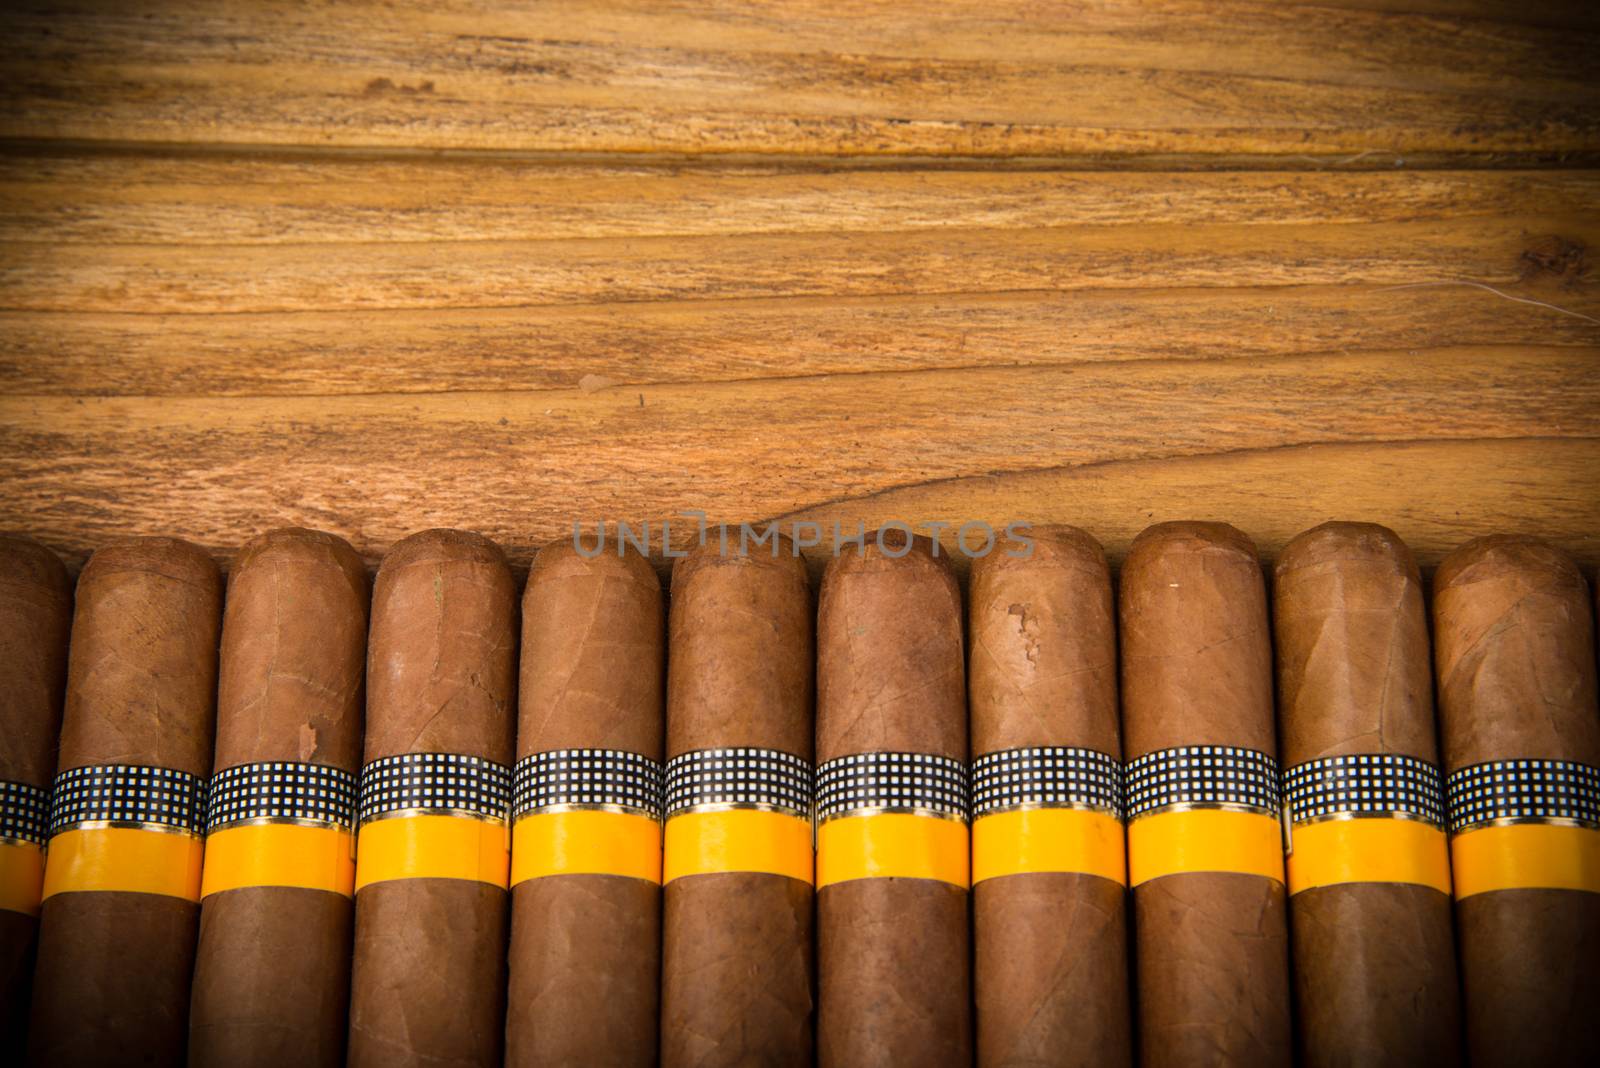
[
  {"left": 4, "top": 283, "right": 1596, "bottom": 398},
  {"left": 0, "top": 0, "right": 1594, "bottom": 161},
  {"left": 6, "top": 215, "right": 1593, "bottom": 315},
  {"left": 4, "top": 157, "right": 1596, "bottom": 245},
  {"left": 3, "top": 349, "right": 1596, "bottom": 573},
  {"left": 2, "top": 160, "right": 1592, "bottom": 395}
]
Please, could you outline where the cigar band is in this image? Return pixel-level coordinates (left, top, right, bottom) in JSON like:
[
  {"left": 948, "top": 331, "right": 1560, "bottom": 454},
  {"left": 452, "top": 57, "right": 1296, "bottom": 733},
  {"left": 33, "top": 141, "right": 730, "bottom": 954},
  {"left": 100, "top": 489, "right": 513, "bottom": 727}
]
[
  {"left": 816, "top": 752, "right": 969, "bottom": 890},
  {"left": 0, "top": 780, "right": 49, "bottom": 916},
  {"left": 970, "top": 747, "right": 1124, "bottom": 886},
  {"left": 1282, "top": 754, "right": 1450, "bottom": 895},
  {"left": 354, "top": 753, "right": 511, "bottom": 891},
  {"left": 663, "top": 748, "right": 813, "bottom": 885},
  {"left": 200, "top": 762, "right": 357, "bottom": 898},
  {"left": 510, "top": 749, "right": 664, "bottom": 885},
  {"left": 41, "top": 764, "right": 206, "bottom": 902},
  {"left": 1446, "top": 759, "right": 1600, "bottom": 899},
  {"left": 1126, "top": 746, "right": 1284, "bottom": 886}
]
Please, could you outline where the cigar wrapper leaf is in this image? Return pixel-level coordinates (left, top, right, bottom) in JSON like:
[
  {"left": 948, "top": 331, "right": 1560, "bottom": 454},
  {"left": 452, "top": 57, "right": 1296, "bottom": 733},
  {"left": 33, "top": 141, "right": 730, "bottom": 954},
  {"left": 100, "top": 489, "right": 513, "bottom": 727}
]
[
  {"left": 29, "top": 538, "right": 221, "bottom": 1066},
  {"left": 506, "top": 543, "right": 664, "bottom": 1068}
]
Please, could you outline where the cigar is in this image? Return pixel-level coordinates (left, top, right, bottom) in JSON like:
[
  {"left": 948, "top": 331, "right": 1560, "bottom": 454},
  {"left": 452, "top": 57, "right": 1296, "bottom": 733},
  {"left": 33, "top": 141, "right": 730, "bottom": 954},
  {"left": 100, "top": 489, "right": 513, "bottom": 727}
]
[
  {"left": 346, "top": 530, "right": 517, "bottom": 1068},
  {"left": 505, "top": 541, "right": 665, "bottom": 1068},
  {"left": 967, "top": 527, "right": 1129, "bottom": 1068},
  {"left": 1274, "top": 523, "right": 1461, "bottom": 1066},
  {"left": 0, "top": 536, "right": 71, "bottom": 1033},
  {"left": 660, "top": 538, "right": 814, "bottom": 1068},
  {"left": 189, "top": 529, "right": 369, "bottom": 1067},
  {"left": 1119, "top": 522, "right": 1291, "bottom": 1068},
  {"left": 816, "top": 530, "right": 970, "bottom": 1067},
  {"left": 28, "top": 537, "right": 222, "bottom": 1066},
  {"left": 1433, "top": 535, "right": 1600, "bottom": 1067}
]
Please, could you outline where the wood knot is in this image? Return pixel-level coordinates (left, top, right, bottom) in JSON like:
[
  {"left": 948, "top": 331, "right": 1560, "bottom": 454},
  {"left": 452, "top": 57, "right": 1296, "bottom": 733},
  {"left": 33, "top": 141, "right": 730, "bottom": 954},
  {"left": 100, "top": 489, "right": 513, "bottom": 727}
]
[
  {"left": 1519, "top": 235, "right": 1587, "bottom": 282},
  {"left": 363, "top": 77, "right": 436, "bottom": 97}
]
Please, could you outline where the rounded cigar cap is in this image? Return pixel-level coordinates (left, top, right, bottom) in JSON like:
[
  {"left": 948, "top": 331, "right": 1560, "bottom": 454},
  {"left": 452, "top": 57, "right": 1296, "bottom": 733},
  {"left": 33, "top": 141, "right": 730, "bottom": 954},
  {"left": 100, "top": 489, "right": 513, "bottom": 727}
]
[
  {"left": 231, "top": 526, "right": 368, "bottom": 588},
  {"left": 1119, "top": 521, "right": 1274, "bottom": 758},
  {"left": 366, "top": 528, "right": 516, "bottom": 763},
  {"left": 377, "top": 526, "right": 508, "bottom": 575},
  {"left": 216, "top": 527, "right": 369, "bottom": 771},
  {"left": 0, "top": 533, "right": 70, "bottom": 597},
  {"left": 60, "top": 536, "right": 222, "bottom": 776},
  {"left": 1273, "top": 521, "right": 1435, "bottom": 764},
  {"left": 667, "top": 534, "right": 811, "bottom": 758},
  {"left": 0, "top": 534, "right": 72, "bottom": 785},
  {"left": 78, "top": 534, "right": 220, "bottom": 591},
  {"left": 817, "top": 529, "right": 964, "bottom": 764},
  {"left": 1433, "top": 534, "right": 1600, "bottom": 769},
  {"left": 968, "top": 524, "right": 1118, "bottom": 756},
  {"left": 518, "top": 537, "right": 663, "bottom": 759}
]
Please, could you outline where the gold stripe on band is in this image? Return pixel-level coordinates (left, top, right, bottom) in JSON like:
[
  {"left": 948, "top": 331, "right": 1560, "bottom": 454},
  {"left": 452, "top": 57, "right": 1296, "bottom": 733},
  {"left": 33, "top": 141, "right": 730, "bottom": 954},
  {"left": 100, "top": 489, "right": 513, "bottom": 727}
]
[
  {"left": 0, "top": 840, "right": 45, "bottom": 916},
  {"left": 41, "top": 826, "right": 204, "bottom": 901},
  {"left": 510, "top": 810, "right": 662, "bottom": 885},
  {"left": 972, "top": 807, "right": 1125, "bottom": 886},
  {"left": 663, "top": 809, "right": 813, "bottom": 885},
  {"left": 201, "top": 823, "right": 356, "bottom": 898},
  {"left": 354, "top": 815, "right": 509, "bottom": 891},
  {"left": 1451, "top": 823, "right": 1600, "bottom": 899},
  {"left": 1128, "top": 808, "right": 1284, "bottom": 887},
  {"left": 816, "top": 812, "right": 969, "bottom": 889},
  {"left": 1287, "top": 818, "right": 1451, "bottom": 895}
]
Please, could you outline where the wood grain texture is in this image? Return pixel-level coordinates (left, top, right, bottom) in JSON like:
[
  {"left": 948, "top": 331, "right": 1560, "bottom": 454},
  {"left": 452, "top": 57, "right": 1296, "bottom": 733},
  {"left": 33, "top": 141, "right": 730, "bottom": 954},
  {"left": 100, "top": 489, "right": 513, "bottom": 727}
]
[
  {"left": 3, "top": 349, "right": 1597, "bottom": 573},
  {"left": 0, "top": 4, "right": 1596, "bottom": 580},
  {"left": 0, "top": 1, "right": 1595, "bottom": 161}
]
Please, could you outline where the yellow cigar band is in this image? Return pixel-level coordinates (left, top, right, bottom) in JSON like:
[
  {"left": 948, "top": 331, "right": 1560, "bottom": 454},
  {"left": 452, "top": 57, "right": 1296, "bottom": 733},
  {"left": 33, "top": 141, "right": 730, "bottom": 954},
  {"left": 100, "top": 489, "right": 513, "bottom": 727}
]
[
  {"left": 817, "top": 812, "right": 969, "bottom": 889},
  {"left": 41, "top": 826, "right": 204, "bottom": 901},
  {"left": 511, "top": 809, "right": 662, "bottom": 884},
  {"left": 1128, "top": 808, "right": 1285, "bottom": 886},
  {"left": 201, "top": 823, "right": 356, "bottom": 898},
  {"left": 40, "top": 764, "right": 208, "bottom": 901},
  {"left": 354, "top": 814, "right": 509, "bottom": 891},
  {"left": 0, "top": 839, "right": 46, "bottom": 915},
  {"left": 664, "top": 808, "right": 813, "bottom": 884},
  {"left": 972, "top": 807, "right": 1126, "bottom": 885},
  {"left": 1287, "top": 817, "right": 1451, "bottom": 895},
  {"left": 1451, "top": 823, "right": 1600, "bottom": 899}
]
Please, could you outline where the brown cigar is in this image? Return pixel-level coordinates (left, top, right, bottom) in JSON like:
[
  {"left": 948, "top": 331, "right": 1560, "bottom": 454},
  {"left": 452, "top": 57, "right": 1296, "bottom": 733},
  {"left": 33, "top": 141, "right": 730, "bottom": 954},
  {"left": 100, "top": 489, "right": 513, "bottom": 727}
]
[
  {"left": 816, "top": 530, "right": 970, "bottom": 1067},
  {"left": 967, "top": 527, "right": 1129, "bottom": 1068},
  {"left": 28, "top": 537, "right": 222, "bottom": 1067},
  {"left": 1433, "top": 535, "right": 1600, "bottom": 1068},
  {"left": 347, "top": 530, "right": 516, "bottom": 1068},
  {"left": 661, "top": 538, "right": 814, "bottom": 1068},
  {"left": 506, "top": 541, "right": 665, "bottom": 1068},
  {"left": 0, "top": 536, "right": 71, "bottom": 1033},
  {"left": 189, "top": 529, "right": 369, "bottom": 1067},
  {"left": 1274, "top": 523, "right": 1461, "bottom": 1067},
  {"left": 1120, "top": 522, "right": 1291, "bottom": 1068}
]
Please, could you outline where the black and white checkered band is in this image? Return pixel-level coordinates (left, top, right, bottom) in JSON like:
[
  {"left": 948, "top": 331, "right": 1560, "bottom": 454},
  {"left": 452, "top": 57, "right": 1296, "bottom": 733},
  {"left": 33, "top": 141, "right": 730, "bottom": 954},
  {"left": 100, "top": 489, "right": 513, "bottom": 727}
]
[
  {"left": 665, "top": 748, "right": 812, "bottom": 818},
  {"left": 48, "top": 764, "right": 205, "bottom": 836},
  {"left": 971, "top": 747, "right": 1122, "bottom": 820},
  {"left": 206, "top": 762, "right": 357, "bottom": 833},
  {"left": 357, "top": 753, "right": 511, "bottom": 825},
  {"left": 1125, "top": 746, "right": 1280, "bottom": 820},
  {"left": 512, "top": 749, "right": 664, "bottom": 821},
  {"left": 0, "top": 780, "right": 49, "bottom": 846},
  {"left": 816, "top": 752, "right": 968, "bottom": 823},
  {"left": 1446, "top": 759, "right": 1600, "bottom": 834},
  {"left": 1284, "top": 754, "right": 1444, "bottom": 827}
]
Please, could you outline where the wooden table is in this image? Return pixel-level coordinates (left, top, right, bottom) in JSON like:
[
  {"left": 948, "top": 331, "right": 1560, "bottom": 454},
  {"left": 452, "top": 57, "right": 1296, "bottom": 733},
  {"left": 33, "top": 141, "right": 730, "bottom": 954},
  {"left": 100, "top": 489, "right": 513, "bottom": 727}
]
[{"left": 1, "top": 1, "right": 1596, "bottom": 575}]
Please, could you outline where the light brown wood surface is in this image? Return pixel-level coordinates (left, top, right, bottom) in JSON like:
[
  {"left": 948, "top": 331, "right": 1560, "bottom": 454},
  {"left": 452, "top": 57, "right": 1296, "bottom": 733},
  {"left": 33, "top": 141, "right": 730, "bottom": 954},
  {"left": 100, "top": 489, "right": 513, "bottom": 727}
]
[
  {"left": 0, "top": 2, "right": 1596, "bottom": 575},
  {"left": 1, "top": 0, "right": 1596, "bottom": 161}
]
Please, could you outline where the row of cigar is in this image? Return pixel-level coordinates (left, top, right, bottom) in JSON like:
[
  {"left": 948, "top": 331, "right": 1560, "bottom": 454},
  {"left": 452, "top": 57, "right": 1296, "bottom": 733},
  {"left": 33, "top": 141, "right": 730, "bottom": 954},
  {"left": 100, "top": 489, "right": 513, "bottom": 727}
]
[{"left": 0, "top": 520, "right": 1596, "bottom": 1067}]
